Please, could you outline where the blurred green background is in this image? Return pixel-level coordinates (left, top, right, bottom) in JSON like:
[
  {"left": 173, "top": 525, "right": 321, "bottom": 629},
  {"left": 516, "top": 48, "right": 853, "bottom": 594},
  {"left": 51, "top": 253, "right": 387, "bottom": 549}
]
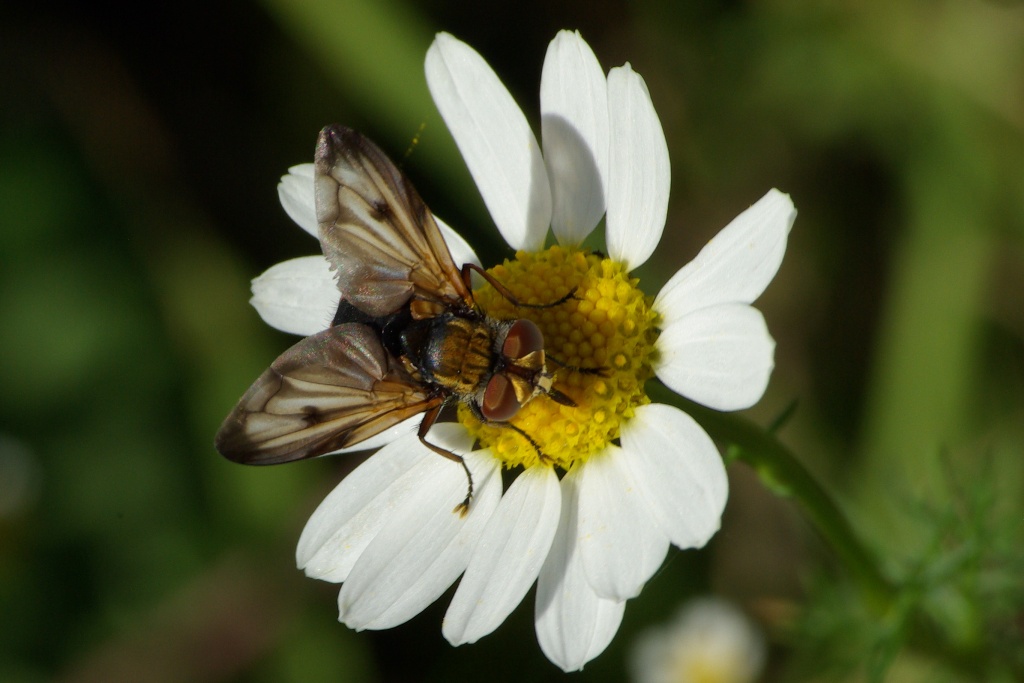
[{"left": 2, "top": 1, "right": 1022, "bottom": 681}]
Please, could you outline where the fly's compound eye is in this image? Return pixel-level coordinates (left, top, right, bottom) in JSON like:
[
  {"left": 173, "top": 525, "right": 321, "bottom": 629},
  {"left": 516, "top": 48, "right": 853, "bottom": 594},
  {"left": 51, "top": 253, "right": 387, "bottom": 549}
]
[
  {"left": 481, "top": 373, "right": 521, "bottom": 422},
  {"left": 502, "top": 319, "right": 545, "bottom": 359}
]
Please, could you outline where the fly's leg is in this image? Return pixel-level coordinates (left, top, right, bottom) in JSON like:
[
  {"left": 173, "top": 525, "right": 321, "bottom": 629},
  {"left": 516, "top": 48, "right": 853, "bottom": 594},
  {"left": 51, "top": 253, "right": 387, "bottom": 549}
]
[
  {"left": 418, "top": 402, "right": 474, "bottom": 516},
  {"left": 461, "top": 263, "right": 577, "bottom": 309},
  {"left": 467, "top": 401, "right": 551, "bottom": 465},
  {"left": 546, "top": 354, "right": 610, "bottom": 378}
]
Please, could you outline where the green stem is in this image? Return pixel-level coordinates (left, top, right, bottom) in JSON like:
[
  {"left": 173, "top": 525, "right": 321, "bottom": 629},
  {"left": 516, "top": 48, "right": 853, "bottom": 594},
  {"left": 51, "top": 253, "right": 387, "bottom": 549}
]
[{"left": 655, "top": 389, "right": 897, "bottom": 612}]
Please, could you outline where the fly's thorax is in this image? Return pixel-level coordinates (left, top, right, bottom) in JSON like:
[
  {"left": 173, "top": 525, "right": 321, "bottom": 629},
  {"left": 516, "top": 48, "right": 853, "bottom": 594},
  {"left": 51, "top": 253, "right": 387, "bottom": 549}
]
[
  {"left": 458, "top": 246, "right": 659, "bottom": 470},
  {"left": 407, "top": 313, "right": 497, "bottom": 396}
]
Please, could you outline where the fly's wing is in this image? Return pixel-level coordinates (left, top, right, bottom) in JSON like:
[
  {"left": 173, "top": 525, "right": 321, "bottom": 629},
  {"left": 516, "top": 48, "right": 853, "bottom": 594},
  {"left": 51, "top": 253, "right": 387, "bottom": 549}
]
[
  {"left": 215, "top": 323, "right": 441, "bottom": 464},
  {"left": 314, "top": 125, "right": 473, "bottom": 317}
]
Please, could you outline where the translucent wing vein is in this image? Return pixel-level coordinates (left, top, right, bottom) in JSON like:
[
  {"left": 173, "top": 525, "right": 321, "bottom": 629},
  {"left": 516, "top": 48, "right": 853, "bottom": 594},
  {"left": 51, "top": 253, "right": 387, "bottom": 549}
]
[
  {"left": 314, "top": 125, "right": 471, "bottom": 316},
  {"left": 215, "top": 324, "right": 439, "bottom": 464}
]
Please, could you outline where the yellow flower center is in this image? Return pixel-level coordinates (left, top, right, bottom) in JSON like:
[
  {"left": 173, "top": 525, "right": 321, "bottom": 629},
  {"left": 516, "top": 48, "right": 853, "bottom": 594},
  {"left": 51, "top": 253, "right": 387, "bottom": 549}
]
[{"left": 457, "top": 245, "right": 658, "bottom": 470}]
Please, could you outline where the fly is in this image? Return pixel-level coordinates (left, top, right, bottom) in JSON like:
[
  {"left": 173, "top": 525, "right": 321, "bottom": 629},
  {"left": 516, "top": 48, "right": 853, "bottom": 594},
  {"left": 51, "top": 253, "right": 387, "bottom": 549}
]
[{"left": 215, "top": 125, "right": 577, "bottom": 514}]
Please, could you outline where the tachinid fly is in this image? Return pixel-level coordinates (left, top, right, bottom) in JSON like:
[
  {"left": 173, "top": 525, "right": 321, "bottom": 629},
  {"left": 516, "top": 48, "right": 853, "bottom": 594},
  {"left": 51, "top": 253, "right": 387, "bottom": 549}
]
[{"left": 214, "top": 125, "right": 575, "bottom": 513}]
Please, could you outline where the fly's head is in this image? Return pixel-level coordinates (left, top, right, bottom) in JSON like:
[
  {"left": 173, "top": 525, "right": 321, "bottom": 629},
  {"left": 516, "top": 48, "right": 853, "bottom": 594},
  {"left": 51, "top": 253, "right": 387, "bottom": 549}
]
[{"left": 477, "top": 319, "right": 572, "bottom": 423}]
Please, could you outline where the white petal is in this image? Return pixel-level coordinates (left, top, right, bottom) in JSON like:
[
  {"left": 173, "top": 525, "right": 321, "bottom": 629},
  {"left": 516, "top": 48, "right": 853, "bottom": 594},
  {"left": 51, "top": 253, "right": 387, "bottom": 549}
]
[
  {"left": 654, "top": 189, "right": 796, "bottom": 325},
  {"left": 619, "top": 404, "right": 728, "bottom": 549},
  {"left": 605, "top": 64, "right": 670, "bottom": 271},
  {"left": 425, "top": 32, "right": 552, "bottom": 251},
  {"left": 296, "top": 427, "right": 472, "bottom": 583},
  {"left": 339, "top": 448, "right": 502, "bottom": 630},
  {"left": 536, "top": 468, "right": 625, "bottom": 672},
  {"left": 250, "top": 256, "right": 337, "bottom": 335},
  {"left": 435, "top": 215, "right": 481, "bottom": 269},
  {"left": 277, "top": 163, "right": 318, "bottom": 238},
  {"left": 328, "top": 416, "right": 418, "bottom": 455},
  {"left": 540, "top": 30, "right": 609, "bottom": 246},
  {"left": 443, "top": 465, "right": 561, "bottom": 645},
  {"left": 655, "top": 303, "right": 775, "bottom": 411},
  {"left": 575, "top": 448, "right": 670, "bottom": 600}
]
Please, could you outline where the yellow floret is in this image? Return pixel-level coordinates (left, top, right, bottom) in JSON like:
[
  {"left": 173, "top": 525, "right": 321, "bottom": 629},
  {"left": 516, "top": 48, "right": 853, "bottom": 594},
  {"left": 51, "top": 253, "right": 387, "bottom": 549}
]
[{"left": 458, "top": 245, "right": 658, "bottom": 470}]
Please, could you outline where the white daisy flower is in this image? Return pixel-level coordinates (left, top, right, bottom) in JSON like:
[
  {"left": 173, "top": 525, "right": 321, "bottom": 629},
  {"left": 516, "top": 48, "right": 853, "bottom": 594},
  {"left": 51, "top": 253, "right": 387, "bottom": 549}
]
[
  {"left": 251, "top": 30, "right": 795, "bottom": 672},
  {"left": 629, "top": 597, "right": 767, "bottom": 683}
]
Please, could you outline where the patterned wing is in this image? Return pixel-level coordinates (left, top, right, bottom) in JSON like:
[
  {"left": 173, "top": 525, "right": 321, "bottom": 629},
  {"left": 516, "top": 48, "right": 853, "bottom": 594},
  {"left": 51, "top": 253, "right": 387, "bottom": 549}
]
[
  {"left": 314, "top": 125, "right": 473, "bottom": 317},
  {"left": 215, "top": 323, "right": 441, "bottom": 464}
]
